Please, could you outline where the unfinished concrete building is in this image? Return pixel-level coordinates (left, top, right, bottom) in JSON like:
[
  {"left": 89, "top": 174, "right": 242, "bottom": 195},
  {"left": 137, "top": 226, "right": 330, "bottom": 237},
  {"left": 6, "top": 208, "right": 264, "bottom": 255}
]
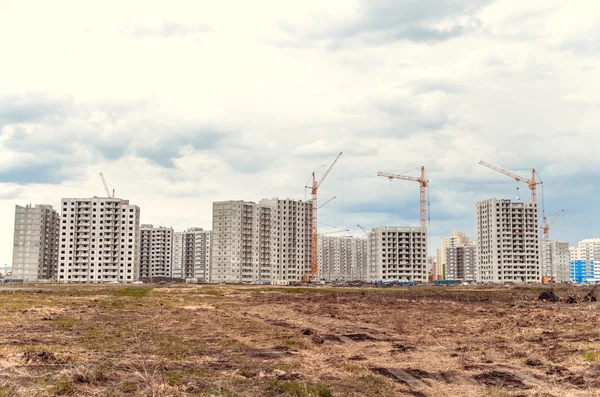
[
  {"left": 12, "top": 204, "right": 60, "bottom": 281},
  {"left": 318, "top": 235, "right": 368, "bottom": 282},
  {"left": 58, "top": 197, "right": 140, "bottom": 283},
  {"left": 259, "top": 198, "right": 312, "bottom": 282},
  {"left": 367, "top": 226, "right": 427, "bottom": 283},
  {"left": 437, "top": 231, "right": 470, "bottom": 279},
  {"left": 210, "top": 201, "right": 274, "bottom": 283},
  {"left": 139, "top": 225, "right": 173, "bottom": 279},
  {"left": 172, "top": 228, "right": 211, "bottom": 281},
  {"left": 475, "top": 198, "right": 540, "bottom": 283},
  {"left": 446, "top": 242, "right": 477, "bottom": 282},
  {"left": 541, "top": 240, "right": 570, "bottom": 283}
]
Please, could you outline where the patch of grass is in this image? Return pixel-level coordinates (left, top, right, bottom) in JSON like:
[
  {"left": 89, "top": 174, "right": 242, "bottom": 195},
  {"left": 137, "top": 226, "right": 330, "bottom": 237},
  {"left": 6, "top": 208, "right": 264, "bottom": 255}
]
[
  {"left": 112, "top": 287, "right": 153, "bottom": 297},
  {"left": 0, "top": 384, "right": 17, "bottom": 397},
  {"left": 165, "top": 369, "right": 207, "bottom": 386},
  {"left": 484, "top": 387, "right": 512, "bottom": 397},
  {"left": 280, "top": 339, "right": 310, "bottom": 350},
  {"left": 582, "top": 351, "right": 600, "bottom": 362},
  {"left": 53, "top": 377, "right": 75, "bottom": 395},
  {"left": 54, "top": 316, "right": 78, "bottom": 331},
  {"left": 268, "top": 380, "right": 332, "bottom": 397}
]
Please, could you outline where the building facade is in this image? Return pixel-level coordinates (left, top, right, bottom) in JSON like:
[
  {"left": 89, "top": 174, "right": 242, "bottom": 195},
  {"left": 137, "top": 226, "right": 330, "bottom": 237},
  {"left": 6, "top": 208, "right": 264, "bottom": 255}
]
[
  {"left": 177, "top": 228, "right": 211, "bottom": 281},
  {"left": 437, "top": 232, "right": 470, "bottom": 280},
  {"left": 475, "top": 198, "right": 540, "bottom": 283},
  {"left": 58, "top": 197, "right": 140, "bottom": 283},
  {"left": 12, "top": 204, "right": 60, "bottom": 281},
  {"left": 259, "top": 198, "right": 312, "bottom": 282},
  {"left": 367, "top": 226, "right": 427, "bottom": 283},
  {"left": 446, "top": 242, "right": 476, "bottom": 282},
  {"left": 569, "top": 238, "right": 600, "bottom": 283},
  {"left": 210, "top": 201, "right": 274, "bottom": 283},
  {"left": 318, "top": 235, "right": 368, "bottom": 282},
  {"left": 541, "top": 240, "right": 570, "bottom": 283},
  {"left": 139, "top": 225, "right": 173, "bottom": 279}
]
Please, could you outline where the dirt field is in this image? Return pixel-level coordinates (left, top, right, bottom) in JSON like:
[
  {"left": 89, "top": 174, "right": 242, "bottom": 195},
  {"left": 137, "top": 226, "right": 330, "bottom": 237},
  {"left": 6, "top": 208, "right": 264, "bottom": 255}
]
[{"left": 0, "top": 284, "right": 599, "bottom": 396}]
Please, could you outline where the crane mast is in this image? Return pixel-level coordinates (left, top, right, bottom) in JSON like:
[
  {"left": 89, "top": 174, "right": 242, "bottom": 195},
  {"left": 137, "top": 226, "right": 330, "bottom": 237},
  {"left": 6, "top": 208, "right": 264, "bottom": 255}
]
[
  {"left": 308, "top": 152, "right": 343, "bottom": 280},
  {"left": 543, "top": 210, "right": 564, "bottom": 240}
]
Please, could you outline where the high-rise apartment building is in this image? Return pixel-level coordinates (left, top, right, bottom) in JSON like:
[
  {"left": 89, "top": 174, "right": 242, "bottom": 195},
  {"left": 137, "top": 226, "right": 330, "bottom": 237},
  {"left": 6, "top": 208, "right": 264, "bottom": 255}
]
[
  {"left": 172, "top": 228, "right": 211, "bottom": 281},
  {"left": 259, "top": 198, "right": 312, "bottom": 282},
  {"left": 12, "top": 204, "right": 60, "bottom": 281},
  {"left": 540, "top": 240, "right": 570, "bottom": 283},
  {"left": 139, "top": 225, "right": 173, "bottom": 279},
  {"left": 446, "top": 242, "right": 477, "bottom": 282},
  {"left": 475, "top": 198, "right": 540, "bottom": 283},
  {"left": 367, "top": 226, "right": 427, "bottom": 283},
  {"left": 58, "top": 197, "right": 140, "bottom": 283},
  {"left": 318, "top": 235, "right": 368, "bottom": 281},
  {"left": 437, "top": 232, "right": 470, "bottom": 279},
  {"left": 211, "top": 201, "right": 274, "bottom": 283},
  {"left": 569, "top": 238, "right": 600, "bottom": 283}
]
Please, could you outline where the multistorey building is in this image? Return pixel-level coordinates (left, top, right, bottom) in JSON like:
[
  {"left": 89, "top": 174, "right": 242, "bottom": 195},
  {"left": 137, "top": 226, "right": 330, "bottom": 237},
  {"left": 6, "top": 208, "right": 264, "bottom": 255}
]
[
  {"left": 211, "top": 201, "right": 274, "bottom": 283},
  {"left": 12, "top": 204, "right": 60, "bottom": 281},
  {"left": 259, "top": 198, "right": 312, "bottom": 282},
  {"left": 318, "top": 236, "right": 368, "bottom": 281},
  {"left": 569, "top": 238, "right": 600, "bottom": 283},
  {"left": 139, "top": 225, "right": 173, "bottom": 279},
  {"left": 540, "top": 240, "right": 570, "bottom": 283},
  {"left": 437, "top": 232, "right": 470, "bottom": 280},
  {"left": 446, "top": 242, "right": 477, "bottom": 282},
  {"left": 475, "top": 198, "right": 540, "bottom": 283},
  {"left": 58, "top": 197, "right": 140, "bottom": 283},
  {"left": 367, "top": 226, "right": 427, "bottom": 283},
  {"left": 172, "top": 228, "right": 211, "bottom": 281}
]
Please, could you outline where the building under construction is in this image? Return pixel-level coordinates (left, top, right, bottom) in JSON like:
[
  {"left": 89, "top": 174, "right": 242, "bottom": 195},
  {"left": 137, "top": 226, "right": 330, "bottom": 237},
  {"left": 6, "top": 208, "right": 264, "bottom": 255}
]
[{"left": 317, "top": 235, "right": 368, "bottom": 282}]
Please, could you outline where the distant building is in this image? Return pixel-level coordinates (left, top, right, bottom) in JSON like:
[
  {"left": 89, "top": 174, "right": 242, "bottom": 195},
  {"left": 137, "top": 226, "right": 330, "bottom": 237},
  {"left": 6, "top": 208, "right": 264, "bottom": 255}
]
[
  {"left": 210, "top": 198, "right": 311, "bottom": 283},
  {"left": 139, "top": 225, "right": 173, "bottom": 279},
  {"left": 446, "top": 242, "right": 477, "bottom": 282},
  {"left": 475, "top": 198, "right": 540, "bottom": 283},
  {"left": 569, "top": 238, "right": 600, "bottom": 283},
  {"left": 437, "top": 232, "right": 470, "bottom": 280},
  {"left": 540, "top": 240, "right": 570, "bottom": 283},
  {"left": 174, "top": 228, "right": 211, "bottom": 281},
  {"left": 367, "top": 226, "right": 427, "bottom": 283},
  {"left": 12, "top": 204, "right": 60, "bottom": 282},
  {"left": 318, "top": 235, "right": 368, "bottom": 281},
  {"left": 58, "top": 197, "right": 140, "bottom": 283}
]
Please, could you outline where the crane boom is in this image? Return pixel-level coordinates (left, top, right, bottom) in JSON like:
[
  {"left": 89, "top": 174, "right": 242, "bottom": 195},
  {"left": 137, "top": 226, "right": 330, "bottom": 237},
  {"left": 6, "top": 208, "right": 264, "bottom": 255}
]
[
  {"left": 99, "top": 173, "right": 111, "bottom": 197},
  {"left": 308, "top": 152, "right": 343, "bottom": 280},
  {"left": 377, "top": 166, "right": 428, "bottom": 231},
  {"left": 479, "top": 160, "right": 541, "bottom": 202},
  {"left": 357, "top": 224, "right": 369, "bottom": 235},
  {"left": 543, "top": 210, "right": 564, "bottom": 240},
  {"left": 318, "top": 196, "right": 336, "bottom": 210}
]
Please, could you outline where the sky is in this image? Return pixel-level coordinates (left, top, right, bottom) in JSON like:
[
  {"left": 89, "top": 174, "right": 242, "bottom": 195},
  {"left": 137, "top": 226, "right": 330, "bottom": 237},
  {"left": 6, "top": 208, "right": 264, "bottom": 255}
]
[{"left": 1, "top": 0, "right": 599, "bottom": 267}]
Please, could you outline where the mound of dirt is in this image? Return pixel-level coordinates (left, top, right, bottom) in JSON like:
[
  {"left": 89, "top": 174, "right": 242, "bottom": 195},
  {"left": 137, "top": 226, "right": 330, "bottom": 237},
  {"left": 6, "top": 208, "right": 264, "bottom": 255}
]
[{"left": 538, "top": 290, "right": 558, "bottom": 303}]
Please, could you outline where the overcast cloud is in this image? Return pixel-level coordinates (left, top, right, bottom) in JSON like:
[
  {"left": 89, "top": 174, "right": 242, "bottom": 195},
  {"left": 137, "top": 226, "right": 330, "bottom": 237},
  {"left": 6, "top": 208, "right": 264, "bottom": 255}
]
[{"left": 1, "top": 0, "right": 600, "bottom": 266}]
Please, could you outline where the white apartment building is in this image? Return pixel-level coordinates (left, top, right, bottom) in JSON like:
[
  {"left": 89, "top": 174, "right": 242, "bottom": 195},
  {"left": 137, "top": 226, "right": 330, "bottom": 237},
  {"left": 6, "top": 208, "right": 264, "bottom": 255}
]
[
  {"left": 58, "top": 197, "right": 140, "bottom": 283},
  {"left": 12, "top": 204, "right": 60, "bottom": 281},
  {"left": 437, "top": 232, "right": 470, "bottom": 279},
  {"left": 211, "top": 201, "right": 274, "bottom": 283},
  {"left": 318, "top": 235, "right": 368, "bottom": 282},
  {"left": 174, "top": 228, "right": 211, "bottom": 281},
  {"left": 475, "top": 198, "right": 540, "bottom": 283},
  {"left": 541, "top": 240, "right": 570, "bottom": 283},
  {"left": 367, "top": 226, "right": 427, "bottom": 283},
  {"left": 259, "top": 198, "right": 312, "bottom": 282},
  {"left": 569, "top": 238, "right": 600, "bottom": 283},
  {"left": 140, "top": 225, "right": 173, "bottom": 279},
  {"left": 446, "top": 242, "right": 477, "bottom": 282}
]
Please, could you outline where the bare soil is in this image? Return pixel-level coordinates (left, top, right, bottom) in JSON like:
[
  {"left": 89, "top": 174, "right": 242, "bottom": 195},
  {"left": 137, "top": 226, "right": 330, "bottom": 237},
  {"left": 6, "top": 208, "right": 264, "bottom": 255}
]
[{"left": 0, "top": 284, "right": 599, "bottom": 396}]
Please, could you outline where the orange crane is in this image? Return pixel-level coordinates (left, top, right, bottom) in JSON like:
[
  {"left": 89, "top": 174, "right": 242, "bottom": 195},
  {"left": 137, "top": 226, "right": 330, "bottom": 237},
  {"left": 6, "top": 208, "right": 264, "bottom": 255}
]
[
  {"left": 542, "top": 210, "right": 564, "bottom": 240},
  {"left": 479, "top": 160, "right": 542, "bottom": 202},
  {"left": 307, "top": 152, "right": 343, "bottom": 280},
  {"left": 377, "top": 166, "right": 429, "bottom": 231}
]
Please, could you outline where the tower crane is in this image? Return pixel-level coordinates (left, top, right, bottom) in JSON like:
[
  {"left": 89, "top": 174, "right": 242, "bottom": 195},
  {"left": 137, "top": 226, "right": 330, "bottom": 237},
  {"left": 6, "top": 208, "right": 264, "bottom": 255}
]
[
  {"left": 99, "top": 173, "right": 115, "bottom": 198},
  {"left": 306, "top": 152, "right": 343, "bottom": 280},
  {"left": 542, "top": 210, "right": 564, "bottom": 240},
  {"left": 318, "top": 196, "right": 336, "bottom": 210},
  {"left": 377, "top": 166, "right": 429, "bottom": 231},
  {"left": 479, "top": 160, "right": 542, "bottom": 202},
  {"left": 357, "top": 224, "right": 369, "bottom": 235}
]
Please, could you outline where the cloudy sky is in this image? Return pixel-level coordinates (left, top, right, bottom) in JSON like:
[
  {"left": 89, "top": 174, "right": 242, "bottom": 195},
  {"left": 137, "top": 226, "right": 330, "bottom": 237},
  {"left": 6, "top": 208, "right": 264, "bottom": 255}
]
[{"left": 1, "top": 0, "right": 599, "bottom": 267}]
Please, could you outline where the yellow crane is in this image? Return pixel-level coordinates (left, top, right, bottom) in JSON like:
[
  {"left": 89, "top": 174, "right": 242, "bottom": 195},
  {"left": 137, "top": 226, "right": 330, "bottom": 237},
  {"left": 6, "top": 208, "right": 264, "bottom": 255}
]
[
  {"left": 479, "top": 160, "right": 542, "bottom": 202},
  {"left": 542, "top": 210, "right": 564, "bottom": 240}
]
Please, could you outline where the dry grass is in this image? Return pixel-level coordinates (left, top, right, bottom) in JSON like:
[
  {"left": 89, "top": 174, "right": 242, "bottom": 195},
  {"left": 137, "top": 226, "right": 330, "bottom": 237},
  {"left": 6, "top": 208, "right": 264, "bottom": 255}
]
[{"left": 0, "top": 284, "right": 599, "bottom": 396}]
